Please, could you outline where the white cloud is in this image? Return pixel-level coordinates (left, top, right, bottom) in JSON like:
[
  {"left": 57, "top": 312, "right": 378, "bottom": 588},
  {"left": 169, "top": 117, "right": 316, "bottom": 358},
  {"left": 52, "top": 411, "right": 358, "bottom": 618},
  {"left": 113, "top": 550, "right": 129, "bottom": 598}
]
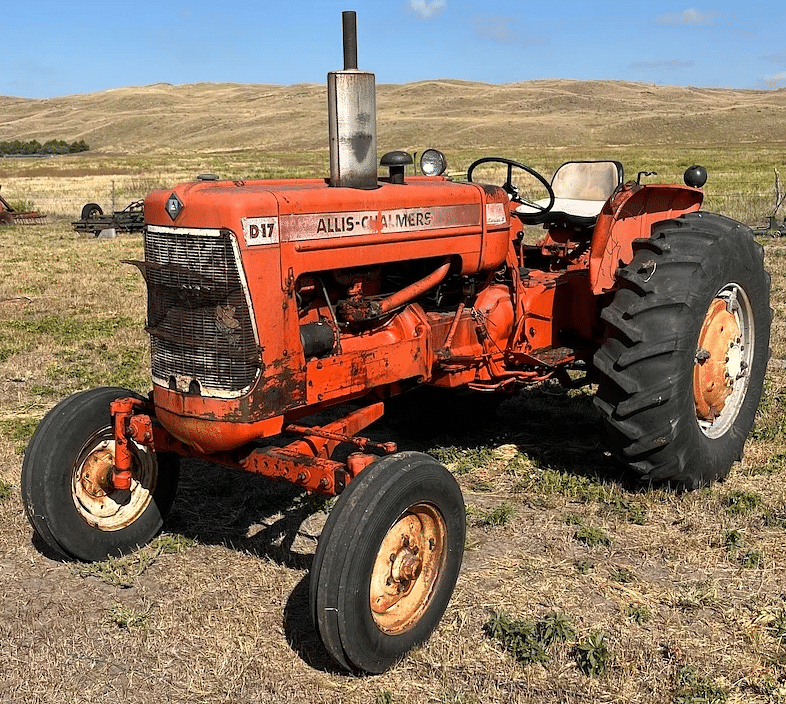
[
  {"left": 473, "top": 14, "right": 546, "bottom": 46},
  {"left": 409, "top": 0, "right": 446, "bottom": 20},
  {"left": 629, "top": 59, "right": 696, "bottom": 70},
  {"left": 654, "top": 8, "right": 712, "bottom": 25},
  {"left": 757, "top": 71, "right": 786, "bottom": 89},
  {"left": 762, "top": 50, "right": 786, "bottom": 63},
  {"left": 474, "top": 14, "right": 517, "bottom": 44}
]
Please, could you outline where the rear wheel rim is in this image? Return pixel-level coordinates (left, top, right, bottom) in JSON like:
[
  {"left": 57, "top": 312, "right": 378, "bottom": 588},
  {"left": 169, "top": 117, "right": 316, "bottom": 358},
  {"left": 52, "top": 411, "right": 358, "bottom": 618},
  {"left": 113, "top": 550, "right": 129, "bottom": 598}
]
[
  {"left": 694, "top": 283, "right": 755, "bottom": 439},
  {"left": 369, "top": 503, "right": 447, "bottom": 635}
]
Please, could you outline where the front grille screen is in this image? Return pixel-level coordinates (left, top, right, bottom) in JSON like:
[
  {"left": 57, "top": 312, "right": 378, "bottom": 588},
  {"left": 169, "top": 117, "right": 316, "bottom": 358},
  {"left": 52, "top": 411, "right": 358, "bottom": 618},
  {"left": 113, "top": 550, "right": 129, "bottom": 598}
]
[{"left": 142, "top": 226, "right": 259, "bottom": 394}]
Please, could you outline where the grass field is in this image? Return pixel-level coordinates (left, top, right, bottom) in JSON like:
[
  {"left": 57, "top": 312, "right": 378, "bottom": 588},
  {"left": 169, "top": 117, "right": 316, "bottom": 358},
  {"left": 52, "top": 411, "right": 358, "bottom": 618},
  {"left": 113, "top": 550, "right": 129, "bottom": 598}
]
[{"left": 1, "top": 141, "right": 786, "bottom": 703}]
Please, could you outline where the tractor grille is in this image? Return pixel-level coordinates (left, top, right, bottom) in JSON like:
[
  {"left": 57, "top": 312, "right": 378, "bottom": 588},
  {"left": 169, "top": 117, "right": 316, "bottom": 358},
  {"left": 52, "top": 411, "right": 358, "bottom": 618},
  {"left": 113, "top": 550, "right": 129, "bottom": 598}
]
[{"left": 142, "top": 226, "right": 259, "bottom": 395}]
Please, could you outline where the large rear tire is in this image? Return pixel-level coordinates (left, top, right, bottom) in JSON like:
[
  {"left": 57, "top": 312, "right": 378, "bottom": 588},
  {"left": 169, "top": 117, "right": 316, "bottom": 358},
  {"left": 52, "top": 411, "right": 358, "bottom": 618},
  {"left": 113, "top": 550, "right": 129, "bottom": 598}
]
[
  {"left": 594, "top": 212, "right": 771, "bottom": 489},
  {"left": 21, "top": 387, "right": 179, "bottom": 561},
  {"left": 310, "top": 451, "right": 465, "bottom": 673}
]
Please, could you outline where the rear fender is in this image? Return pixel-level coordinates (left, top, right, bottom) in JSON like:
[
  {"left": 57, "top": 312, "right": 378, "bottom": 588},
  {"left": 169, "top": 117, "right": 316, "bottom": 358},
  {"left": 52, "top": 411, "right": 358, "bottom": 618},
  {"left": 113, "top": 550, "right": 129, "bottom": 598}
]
[{"left": 589, "top": 183, "right": 703, "bottom": 295}]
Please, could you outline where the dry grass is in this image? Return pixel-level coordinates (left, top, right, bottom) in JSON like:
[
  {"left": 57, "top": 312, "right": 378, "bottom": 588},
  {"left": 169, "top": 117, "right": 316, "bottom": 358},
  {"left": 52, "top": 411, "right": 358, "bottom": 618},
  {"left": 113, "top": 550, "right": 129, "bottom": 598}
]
[
  {"left": 2, "top": 79, "right": 786, "bottom": 224},
  {"left": 1, "top": 87, "right": 786, "bottom": 702},
  {"left": 0, "top": 221, "right": 784, "bottom": 704}
]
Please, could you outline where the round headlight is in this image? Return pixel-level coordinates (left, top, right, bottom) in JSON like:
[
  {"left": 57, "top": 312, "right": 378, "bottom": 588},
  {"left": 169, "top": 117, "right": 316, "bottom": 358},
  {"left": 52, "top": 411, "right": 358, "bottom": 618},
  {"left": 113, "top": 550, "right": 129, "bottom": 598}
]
[{"left": 420, "top": 149, "right": 448, "bottom": 177}]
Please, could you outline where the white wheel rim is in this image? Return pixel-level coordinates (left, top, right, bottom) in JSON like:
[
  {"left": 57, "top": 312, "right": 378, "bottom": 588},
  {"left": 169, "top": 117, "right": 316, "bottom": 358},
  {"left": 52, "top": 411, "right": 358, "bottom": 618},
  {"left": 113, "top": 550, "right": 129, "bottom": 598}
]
[
  {"left": 695, "top": 283, "right": 755, "bottom": 439},
  {"left": 71, "top": 429, "right": 156, "bottom": 531}
]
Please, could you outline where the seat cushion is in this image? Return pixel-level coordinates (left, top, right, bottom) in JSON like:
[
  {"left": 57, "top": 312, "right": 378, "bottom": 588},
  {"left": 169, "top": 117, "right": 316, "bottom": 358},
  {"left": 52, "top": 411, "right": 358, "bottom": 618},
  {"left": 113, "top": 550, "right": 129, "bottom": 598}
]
[{"left": 514, "top": 160, "right": 623, "bottom": 226}]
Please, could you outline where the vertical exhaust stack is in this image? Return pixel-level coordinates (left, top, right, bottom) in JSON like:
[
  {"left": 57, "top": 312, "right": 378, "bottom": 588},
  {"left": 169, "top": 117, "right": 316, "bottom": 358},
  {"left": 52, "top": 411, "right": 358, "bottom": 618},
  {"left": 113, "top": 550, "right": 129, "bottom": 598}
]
[{"left": 328, "top": 11, "right": 378, "bottom": 189}]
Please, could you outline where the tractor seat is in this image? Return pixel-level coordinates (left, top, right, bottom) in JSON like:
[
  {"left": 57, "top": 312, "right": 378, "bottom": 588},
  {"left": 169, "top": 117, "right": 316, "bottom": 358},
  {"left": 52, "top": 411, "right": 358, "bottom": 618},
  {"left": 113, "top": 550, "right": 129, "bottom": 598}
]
[{"left": 515, "top": 160, "right": 624, "bottom": 228}]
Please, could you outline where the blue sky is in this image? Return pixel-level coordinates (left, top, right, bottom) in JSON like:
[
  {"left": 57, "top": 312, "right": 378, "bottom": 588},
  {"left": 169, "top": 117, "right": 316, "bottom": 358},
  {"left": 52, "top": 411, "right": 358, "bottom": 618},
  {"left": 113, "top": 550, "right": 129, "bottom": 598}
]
[{"left": 3, "top": 1, "right": 786, "bottom": 98}]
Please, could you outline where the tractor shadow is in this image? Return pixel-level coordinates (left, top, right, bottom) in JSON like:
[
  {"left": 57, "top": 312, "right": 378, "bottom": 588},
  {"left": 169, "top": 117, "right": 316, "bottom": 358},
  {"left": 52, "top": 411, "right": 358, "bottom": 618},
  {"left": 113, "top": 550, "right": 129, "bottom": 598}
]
[
  {"left": 376, "top": 382, "right": 639, "bottom": 491},
  {"left": 164, "top": 382, "right": 635, "bottom": 571},
  {"left": 163, "top": 458, "right": 328, "bottom": 572},
  {"left": 160, "top": 381, "right": 638, "bottom": 672}
]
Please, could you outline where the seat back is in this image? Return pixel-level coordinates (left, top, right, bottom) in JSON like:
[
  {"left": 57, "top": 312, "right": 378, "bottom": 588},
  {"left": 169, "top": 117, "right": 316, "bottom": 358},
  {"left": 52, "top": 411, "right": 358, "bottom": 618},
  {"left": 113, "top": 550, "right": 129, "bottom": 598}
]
[{"left": 551, "top": 161, "right": 623, "bottom": 202}]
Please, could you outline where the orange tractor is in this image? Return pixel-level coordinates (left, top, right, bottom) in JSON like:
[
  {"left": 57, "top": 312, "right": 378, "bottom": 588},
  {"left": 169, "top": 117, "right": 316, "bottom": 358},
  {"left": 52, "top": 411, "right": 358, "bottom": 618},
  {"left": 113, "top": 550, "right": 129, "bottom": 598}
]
[{"left": 22, "top": 12, "right": 770, "bottom": 673}]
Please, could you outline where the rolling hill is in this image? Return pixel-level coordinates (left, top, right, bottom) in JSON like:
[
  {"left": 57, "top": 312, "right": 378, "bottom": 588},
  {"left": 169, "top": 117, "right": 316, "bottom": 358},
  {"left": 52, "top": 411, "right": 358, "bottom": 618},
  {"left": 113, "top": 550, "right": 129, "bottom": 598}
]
[{"left": 1, "top": 80, "right": 786, "bottom": 155}]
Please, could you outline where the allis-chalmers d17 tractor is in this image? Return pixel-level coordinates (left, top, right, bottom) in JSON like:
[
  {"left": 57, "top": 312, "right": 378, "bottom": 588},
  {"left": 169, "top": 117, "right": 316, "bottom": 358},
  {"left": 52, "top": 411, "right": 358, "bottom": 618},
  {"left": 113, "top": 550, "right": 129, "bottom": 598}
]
[{"left": 22, "top": 12, "right": 771, "bottom": 674}]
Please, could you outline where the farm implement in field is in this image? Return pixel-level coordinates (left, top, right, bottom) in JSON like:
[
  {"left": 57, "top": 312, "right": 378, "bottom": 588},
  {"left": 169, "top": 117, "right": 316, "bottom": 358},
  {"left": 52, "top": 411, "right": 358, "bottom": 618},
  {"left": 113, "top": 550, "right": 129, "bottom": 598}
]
[
  {"left": 22, "top": 11, "right": 771, "bottom": 674},
  {"left": 71, "top": 200, "right": 144, "bottom": 236},
  {"left": 0, "top": 185, "right": 46, "bottom": 225}
]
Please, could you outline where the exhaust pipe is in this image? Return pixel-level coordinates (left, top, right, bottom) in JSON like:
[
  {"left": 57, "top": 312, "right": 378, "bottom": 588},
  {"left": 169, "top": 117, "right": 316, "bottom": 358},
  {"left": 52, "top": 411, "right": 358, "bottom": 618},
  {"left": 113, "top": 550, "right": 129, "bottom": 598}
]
[{"left": 328, "top": 11, "right": 378, "bottom": 189}]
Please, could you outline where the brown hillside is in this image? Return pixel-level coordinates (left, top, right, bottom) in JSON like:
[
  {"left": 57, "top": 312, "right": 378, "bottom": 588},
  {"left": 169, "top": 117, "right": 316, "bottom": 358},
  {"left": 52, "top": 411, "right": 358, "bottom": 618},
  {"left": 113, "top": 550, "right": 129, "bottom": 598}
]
[{"left": 1, "top": 80, "right": 786, "bottom": 154}]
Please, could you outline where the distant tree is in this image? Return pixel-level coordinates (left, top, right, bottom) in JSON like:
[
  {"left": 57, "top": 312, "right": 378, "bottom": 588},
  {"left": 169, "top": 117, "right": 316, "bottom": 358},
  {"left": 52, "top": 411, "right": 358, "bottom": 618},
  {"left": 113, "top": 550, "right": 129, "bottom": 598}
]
[
  {"left": 42, "top": 139, "right": 70, "bottom": 154},
  {"left": 0, "top": 138, "right": 89, "bottom": 155}
]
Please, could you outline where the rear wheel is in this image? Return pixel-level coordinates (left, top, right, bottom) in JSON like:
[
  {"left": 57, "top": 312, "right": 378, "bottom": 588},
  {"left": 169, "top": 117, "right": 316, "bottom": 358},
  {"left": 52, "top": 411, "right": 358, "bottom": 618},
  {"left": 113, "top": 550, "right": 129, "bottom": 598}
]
[
  {"left": 310, "top": 451, "right": 465, "bottom": 673},
  {"left": 594, "top": 212, "right": 771, "bottom": 489},
  {"left": 21, "top": 387, "right": 179, "bottom": 561}
]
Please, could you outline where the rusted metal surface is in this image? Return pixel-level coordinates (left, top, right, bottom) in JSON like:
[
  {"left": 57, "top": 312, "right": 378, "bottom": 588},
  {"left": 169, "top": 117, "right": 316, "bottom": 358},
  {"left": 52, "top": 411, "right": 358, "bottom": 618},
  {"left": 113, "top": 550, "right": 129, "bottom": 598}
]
[
  {"left": 0, "top": 185, "right": 47, "bottom": 225},
  {"left": 72, "top": 200, "right": 144, "bottom": 235},
  {"left": 110, "top": 397, "right": 145, "bottom": 490},
  {"left": 72, "top": 423, "right": 156, "bottom": 531},
  {"left": 589, "top": 183, "right": 703, "bottom": 294},
  {"left": 694, "top": 297, "right": 742, "bottom": 420},
  {"left": 110, "top": 395, "right": 395, "bottom": 495},
  {"left": 369, "top": 504, "right": 447, "bottom": 633}
]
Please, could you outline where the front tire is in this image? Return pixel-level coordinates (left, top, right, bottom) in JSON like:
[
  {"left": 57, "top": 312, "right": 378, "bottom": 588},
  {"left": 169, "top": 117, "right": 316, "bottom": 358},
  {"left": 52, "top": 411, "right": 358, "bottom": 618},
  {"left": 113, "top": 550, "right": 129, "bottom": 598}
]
[
  {"left": 310, "top": 452, "right": 465, "bottom": 673},
  {"left": 21, "top": 387, "right": 179, "bottom": 561},
  {"left": 594, "top": 212, "right": 771, "bottom": 489}
]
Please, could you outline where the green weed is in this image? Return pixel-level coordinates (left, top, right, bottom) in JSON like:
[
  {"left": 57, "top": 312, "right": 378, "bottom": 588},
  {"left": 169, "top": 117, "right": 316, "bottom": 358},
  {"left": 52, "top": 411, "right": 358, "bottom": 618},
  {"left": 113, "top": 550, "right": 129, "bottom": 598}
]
[
  {"left": 739, "top": 550, "right": 763, "bottom": 569},
  {"left": 484, "top": 611, "right": 548, "bottom": 666},
  {"left": 431, "top": 446, "right": 495, "bottom": 475},
  {"left": 723, "top": 490, "right": 762, "bottom": 516},
  {"left": 762, "top": 511, "right": 786, "bottom": 529},
  {"left": 153, "top": 533, "right": 195, "bottom": 554},
  {"left": 625, "top": 603, "right": 651, "bottom": 625},
  {"left": 744, "top": 450, "right": 786, "bottom": 476},
  {"left": 573, "top": 631, "right": 610, "bottom": 677},
  {"left": 610, "top": 567, "right": 636, "bottom": 584},
  {"left": 72, "top": 550, "right": 159, "bottom": 588},
  {"left": 0, "top": 417, "right": 41, "bottom": 455},
  {"left": 0, "top": 478, "right": 12, "bottom": 501},
  {"left": 2, "top": 313, "right": 135, "bottom": 345},
  {"left": 723, "top": 529, "right": 744, "bottom": 551},
  {"left": 575, "top": 560, "right": 595, "bottom": 574},
  {"left": 71, "top": 533, "right": 194, "bottom": 587},
  {"left": 673, "top": 665, "right": 728, "bottom": 704},
  {"left": 108, "top": 603, "right": 150, "bottom": 629},
  {"left": 609, "top": 497, "right": 647, "bottom": 525},
  {"left": 574, "top": 525, "right": 612, "bottom": 547},
  {"left": 484, "top": 610, "right": 576, "bottom": 667},
  {"left": 514, "top": 466, "right": 617, "bottom": 503},
  {"left": 472, "top": 502, "right": 516, "bottom": 527},
  {"left": 535, "top": 611, "right": 576, "bottom": 646}
]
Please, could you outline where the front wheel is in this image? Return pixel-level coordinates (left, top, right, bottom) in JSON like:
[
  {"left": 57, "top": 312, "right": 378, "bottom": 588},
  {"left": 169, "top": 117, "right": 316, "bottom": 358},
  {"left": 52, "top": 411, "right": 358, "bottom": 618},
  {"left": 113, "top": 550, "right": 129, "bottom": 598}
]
[
  {"left": 593, "top": 212, "right": 771, "bottom": 489},
  {"left": 21, "top": 387, "right": 179, "bottom": 561},
  {"left": 310, "top": 452, "right": 465, "bottom": 673}
]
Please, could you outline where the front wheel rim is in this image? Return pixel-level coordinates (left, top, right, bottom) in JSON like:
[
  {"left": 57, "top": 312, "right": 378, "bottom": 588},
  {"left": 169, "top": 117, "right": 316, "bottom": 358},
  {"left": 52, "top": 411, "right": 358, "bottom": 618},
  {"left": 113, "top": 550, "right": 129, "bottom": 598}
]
[
  {"left": 694, "top": 283, "right": 755, "bottom": 439},
  {"left": 71, "top": 428, "right": 156, "bottom": 531},
  {"left": 369, "top": 503, "right": 447, "bottom": 635}
]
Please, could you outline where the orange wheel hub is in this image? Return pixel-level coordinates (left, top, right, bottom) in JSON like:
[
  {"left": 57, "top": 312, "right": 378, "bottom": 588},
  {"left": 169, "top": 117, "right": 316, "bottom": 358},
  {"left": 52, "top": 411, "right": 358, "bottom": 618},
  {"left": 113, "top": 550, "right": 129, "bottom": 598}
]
[
  {"left": 369, "top": 503, "right": 446, "bottom": 634},
  {"left": 693, "top": 298, "right": 742, "bottom": 421}
]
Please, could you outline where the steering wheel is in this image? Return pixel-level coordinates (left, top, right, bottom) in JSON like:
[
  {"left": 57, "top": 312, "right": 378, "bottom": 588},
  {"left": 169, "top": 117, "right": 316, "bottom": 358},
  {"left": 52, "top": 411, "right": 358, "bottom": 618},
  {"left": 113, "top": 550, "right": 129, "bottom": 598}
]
[{"left": 467, "top": 157, "right": 555, "bottom": 224}]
